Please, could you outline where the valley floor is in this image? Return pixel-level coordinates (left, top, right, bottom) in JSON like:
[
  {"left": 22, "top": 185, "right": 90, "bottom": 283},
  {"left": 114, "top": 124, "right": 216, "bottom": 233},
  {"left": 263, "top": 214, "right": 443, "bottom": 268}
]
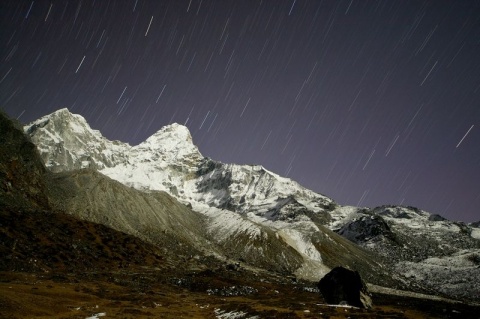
[{"left": 1, "top": 270, "right": 478, "bottom": 319}]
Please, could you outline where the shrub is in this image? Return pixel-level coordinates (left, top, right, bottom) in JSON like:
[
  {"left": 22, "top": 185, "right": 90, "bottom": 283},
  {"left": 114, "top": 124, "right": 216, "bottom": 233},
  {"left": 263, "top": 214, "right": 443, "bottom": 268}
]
[{"left": 467, "top": 254, "right": 480, "bottom": 265}]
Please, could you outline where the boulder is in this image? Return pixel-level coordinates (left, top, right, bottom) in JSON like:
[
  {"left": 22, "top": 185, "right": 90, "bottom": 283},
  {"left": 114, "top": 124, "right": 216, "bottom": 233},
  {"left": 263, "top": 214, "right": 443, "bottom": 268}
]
[{"left": 318, "top": 266, "right": 372, "bottom": 308}]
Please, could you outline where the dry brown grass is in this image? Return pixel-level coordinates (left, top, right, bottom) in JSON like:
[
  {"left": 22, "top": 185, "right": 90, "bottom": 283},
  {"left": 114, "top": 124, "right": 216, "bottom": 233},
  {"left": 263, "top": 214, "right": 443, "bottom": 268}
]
[{"left": 2, "top": 270, "right": 478, "bottom": 319}]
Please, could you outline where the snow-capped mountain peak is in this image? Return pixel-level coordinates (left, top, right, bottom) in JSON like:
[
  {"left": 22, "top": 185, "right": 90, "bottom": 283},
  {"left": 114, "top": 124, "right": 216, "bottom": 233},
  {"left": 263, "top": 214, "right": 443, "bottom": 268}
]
[
  {"left": 24, "top": 108, "right": 129, "bottom": 172},
  {"left": 26, "top": 108, "right": 93, "bottom": 136},
  {"left": 135, "top": 123, "right": 203, "bottom": 165},
  {"left": 147, "top": 122, "right": 194, "bottom": 144}
]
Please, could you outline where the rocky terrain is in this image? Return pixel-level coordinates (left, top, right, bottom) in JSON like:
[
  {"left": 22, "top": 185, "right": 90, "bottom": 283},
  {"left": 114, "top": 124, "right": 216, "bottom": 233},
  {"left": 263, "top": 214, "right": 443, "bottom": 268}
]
[
  {"left": 329, "top": 205, "right": 480, "bottom": 301},
  {"left": 1, "top": 108, "right": 480, "bottom": 317}
]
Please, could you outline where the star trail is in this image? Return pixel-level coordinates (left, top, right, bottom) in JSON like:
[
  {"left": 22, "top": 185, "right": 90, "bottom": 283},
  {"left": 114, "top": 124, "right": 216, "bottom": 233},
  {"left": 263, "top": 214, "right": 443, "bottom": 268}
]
[{"left": 1, "top": 0, "right": 479, "bottom": 222}]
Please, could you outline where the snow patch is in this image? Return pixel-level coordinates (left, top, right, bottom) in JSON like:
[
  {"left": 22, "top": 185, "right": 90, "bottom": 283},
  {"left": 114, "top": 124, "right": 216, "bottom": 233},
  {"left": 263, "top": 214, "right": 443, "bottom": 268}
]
[
  {"left": 85, "top": 313, "right": 106, "bottom": 319},
  {"left": 214, "top": 308, "right": 259, "bottom": 319},
  {"left": 278, "top": 228, "right": 322, "bottom": 261},
  {"left": 198, "top": 205, "right": 262, "bottom": 241},
  {"left": 471, "top": 228, "right": 480, "bottom": 239},
  {"left": 329, "top": 206, "right": 363, "bottom": 229}
]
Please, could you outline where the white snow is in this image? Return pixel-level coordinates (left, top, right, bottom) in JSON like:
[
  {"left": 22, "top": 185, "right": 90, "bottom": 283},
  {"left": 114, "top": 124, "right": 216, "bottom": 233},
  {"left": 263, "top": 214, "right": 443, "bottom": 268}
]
[
  {"left": 69, "top": 117, "right": 87, "bottom": 134},
  {"left": 81, "top": 160, "right": 90, "bottom": 168},
  {"left": 214, "top": 308, "right": 259, "bottom": 319},
  {"left": 471, "top": 228, "right": 480, "bottom": 239},
  {"left": 197, "top": 204, "right": 262, "bottom": 241},
  {"left": 329, "top": 206, "right": 364, "bottom": 229},
  {"left": 277, "top": 228, "right": 322, "bottom": 261},
  {"left": 85, "top": 313, "right": 106, "bottom": 319}
]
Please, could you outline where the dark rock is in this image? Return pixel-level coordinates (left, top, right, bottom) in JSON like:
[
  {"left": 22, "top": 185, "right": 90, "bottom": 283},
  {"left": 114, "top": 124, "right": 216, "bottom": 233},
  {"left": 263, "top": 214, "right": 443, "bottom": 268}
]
[
  {"left": 226, "top": 262, "right": 241, "bottom": 271},
  {"left": 318, "top": 266, "right": 372, "bottom": 309},
  {"left": 470, "top": 221, "right": 480, "bottom": 228},
  {"left": 429, "top": 214, "right": 447, "bottom": 222},
  {"left": 336, "top": 215, "right": 395, "bottom": 243}
]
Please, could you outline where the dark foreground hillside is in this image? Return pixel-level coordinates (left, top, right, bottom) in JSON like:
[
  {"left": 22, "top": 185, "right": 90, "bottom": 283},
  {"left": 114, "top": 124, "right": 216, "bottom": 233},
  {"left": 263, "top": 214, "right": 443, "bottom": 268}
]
[
  {"left": 1, "top": 207, "right": 479, "bottom": 319},
  {"left": 0, "top": 208, "right": 166, "bottom": 273}
]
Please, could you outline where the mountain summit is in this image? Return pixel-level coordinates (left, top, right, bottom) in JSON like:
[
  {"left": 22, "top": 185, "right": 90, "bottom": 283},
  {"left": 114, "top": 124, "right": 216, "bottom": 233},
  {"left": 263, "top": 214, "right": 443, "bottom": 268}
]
[{"left": 25, "top": 108, "right": 129, "bottom": 172}]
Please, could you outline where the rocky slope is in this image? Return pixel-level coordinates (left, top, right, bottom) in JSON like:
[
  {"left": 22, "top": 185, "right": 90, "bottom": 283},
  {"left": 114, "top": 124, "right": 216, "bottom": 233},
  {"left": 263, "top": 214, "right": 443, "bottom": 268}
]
[
  {"left": 0, "top": 207, "right": 166, "bottom": 273},
  {"left": 329, "top": 205, "right": 480, "bottom": 301},
  {"left": 45, "top": 169, "right": 211, "bottom": 259},
  {"left": 0, "top": 111, "right": 49, "bottom": 210},
  {"left": 44, "top": 167, "right": 392, "bottom": 282}
]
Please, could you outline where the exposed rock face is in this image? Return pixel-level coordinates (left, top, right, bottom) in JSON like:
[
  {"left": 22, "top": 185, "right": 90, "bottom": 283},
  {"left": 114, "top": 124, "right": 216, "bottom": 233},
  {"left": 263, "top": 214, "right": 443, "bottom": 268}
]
[
  {"left": 470, "top": 221, "right": 480, "bottom": 228},
  {"left": 428, "top": 214, "right": 447, "bottom": 222},
  {"left": 336, "top": 215, "right": 395, "bottom": 244},
  {"left": 318, "top": 266, "right": 372, "bottom": 309}
]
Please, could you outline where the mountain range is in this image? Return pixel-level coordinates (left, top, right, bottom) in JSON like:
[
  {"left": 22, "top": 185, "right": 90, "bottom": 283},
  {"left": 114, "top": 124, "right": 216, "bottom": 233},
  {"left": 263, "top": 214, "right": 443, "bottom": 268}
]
[{"left": 21, "top": 108, "right": 480, "bottom": 302}]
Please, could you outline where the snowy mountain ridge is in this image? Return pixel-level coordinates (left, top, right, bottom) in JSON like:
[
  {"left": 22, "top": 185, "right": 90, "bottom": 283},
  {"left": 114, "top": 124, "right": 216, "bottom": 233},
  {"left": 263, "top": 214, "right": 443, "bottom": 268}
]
[{"left": 25, "top": 108, "right": 333, "bottom": 221}]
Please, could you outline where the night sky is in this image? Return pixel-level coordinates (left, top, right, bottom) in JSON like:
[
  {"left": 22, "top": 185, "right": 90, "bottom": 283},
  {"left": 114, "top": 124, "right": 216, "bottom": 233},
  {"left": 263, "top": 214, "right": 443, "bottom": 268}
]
[{"left": 1, "top": 0, "right": 479, "bottom": 222}]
